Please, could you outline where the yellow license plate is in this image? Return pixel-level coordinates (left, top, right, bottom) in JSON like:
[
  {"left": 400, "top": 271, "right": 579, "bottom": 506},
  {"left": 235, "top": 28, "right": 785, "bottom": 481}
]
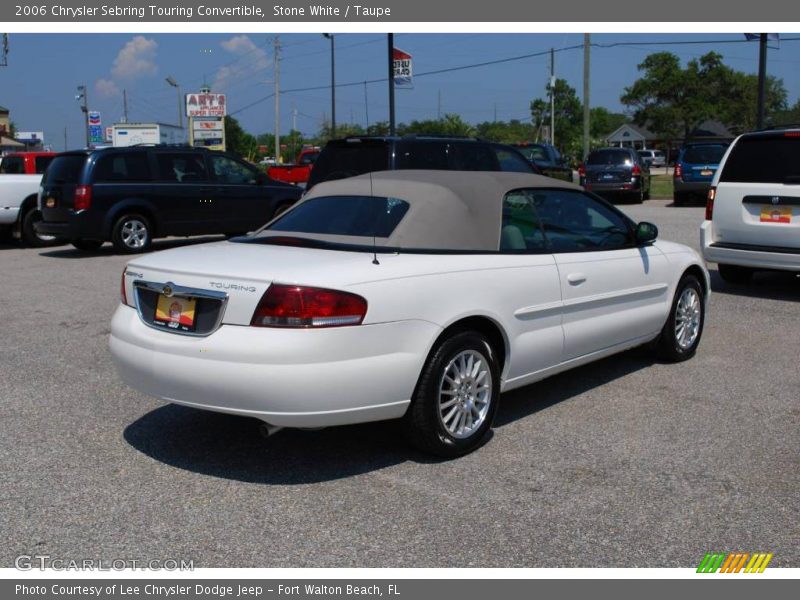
[
  {"left": 760, "top": 206, "right": 792, "bottom": 224},
  {"left": 154, "top": 294, "right": 197, "bottom": 331}
]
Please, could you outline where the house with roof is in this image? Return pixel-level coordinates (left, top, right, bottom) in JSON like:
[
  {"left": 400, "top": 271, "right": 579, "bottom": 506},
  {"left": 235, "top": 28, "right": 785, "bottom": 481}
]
[{"left": 605, "top": 119, "right": 735, "bottom": 162}]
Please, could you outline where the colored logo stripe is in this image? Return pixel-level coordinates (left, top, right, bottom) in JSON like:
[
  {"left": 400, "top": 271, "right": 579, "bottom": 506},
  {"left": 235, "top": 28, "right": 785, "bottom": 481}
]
[{"left": 697, "top": 552, "right": 773, "bottom": 573}]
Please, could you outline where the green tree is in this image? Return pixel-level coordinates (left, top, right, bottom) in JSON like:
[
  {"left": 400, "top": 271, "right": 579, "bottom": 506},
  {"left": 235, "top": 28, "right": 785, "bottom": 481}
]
[
  {"left": 589, "top": 107, "right": 627, "bottom": 139},
  {"left": 529, "top": 78, "right": 583, "bottom": 157},
  {"left": 475, "top": 119, "right": 535, "bottom": 143},
  {"left": 224, "top": 116, "right": 258, "bottom": 160},
  {"left": 398, "top": 114, "right": 475, "bottom": 137}
]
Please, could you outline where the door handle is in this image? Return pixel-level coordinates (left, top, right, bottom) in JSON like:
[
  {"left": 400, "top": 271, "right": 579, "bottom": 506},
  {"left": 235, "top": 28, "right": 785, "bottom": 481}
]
[{"left": 567, "top": 273, "right": 587, "bottom": 285}]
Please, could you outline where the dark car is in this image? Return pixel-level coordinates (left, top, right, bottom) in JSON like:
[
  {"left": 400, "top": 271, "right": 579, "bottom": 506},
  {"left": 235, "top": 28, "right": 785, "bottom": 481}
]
[
  {"left": 36, "top": 146, "right": 302, "bottom": 253},
  {"left": 511, "top": 143, "right": 573, "bottom": 182},
  {"left": 673, "top": 142, "right": 729, "bottom": 206},
  {"left": 306, "top": 135, "right": 540, "bottom": 191},
  {"left": 580, "top": 147, "right": 651, "bottom": 203}
]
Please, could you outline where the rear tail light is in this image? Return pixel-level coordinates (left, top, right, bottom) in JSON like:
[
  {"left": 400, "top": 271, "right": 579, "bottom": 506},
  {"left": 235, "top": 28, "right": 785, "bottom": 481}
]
[
  {"left": 705, "top": 187, "right": 716, "bottom": 220},
  {"left": 74, "top": 185, "right": 92, "bottom": 211},
  {"left": 251, "top": 284, "right": 367, "bottom": 328},
  {"left": 631, "top": 164, "right": 641, "bottom": 177},
  {"left": 121, "top": 270, "right": 128, "bottom": 305},
  {"left": 578, "top": 164, "right": 586, "bottom": 178},
  {"left": 674, "top": 163, "right": 682, "bottom": 179}
]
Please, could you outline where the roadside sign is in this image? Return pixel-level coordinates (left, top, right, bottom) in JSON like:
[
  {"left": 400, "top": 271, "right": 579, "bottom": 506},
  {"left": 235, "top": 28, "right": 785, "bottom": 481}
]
[
  {"left": 393, "top": 48, "right": 413, "bottom": 87},
  {"left": 185, "top": 93, "right": 226, "bottom": 117},
  {"left": 89, "top": 125, "right": 104, "bottom": 144},
  {"left": 88, "top": 111, "right": 101, "bottom": 126}
]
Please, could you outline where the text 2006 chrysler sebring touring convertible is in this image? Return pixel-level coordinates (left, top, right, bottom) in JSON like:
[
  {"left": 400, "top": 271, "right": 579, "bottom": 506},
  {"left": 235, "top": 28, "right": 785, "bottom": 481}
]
[{"left": 110, "top": 171, "right": 709, "bottom": 456}]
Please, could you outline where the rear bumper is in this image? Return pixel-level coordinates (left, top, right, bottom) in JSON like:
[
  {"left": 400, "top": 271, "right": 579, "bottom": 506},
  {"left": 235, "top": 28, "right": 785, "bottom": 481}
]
[
  {"left": 109, "top": 305, "right": 441, "bottom": 428},
  {"left": 35, "top": 214, "right": 104, "bottom": 240},
  {"left": 585, "top": 181, "right": 643, "bottom": 194},
  {"left": 674, "top": 180, "right": 711, "bottom": 194},
  {"left": 700, "top": 220, "right": 800, "bottom": 271},
  {"left": 0, "top": 206, "right": 20, "bottom": 225}
]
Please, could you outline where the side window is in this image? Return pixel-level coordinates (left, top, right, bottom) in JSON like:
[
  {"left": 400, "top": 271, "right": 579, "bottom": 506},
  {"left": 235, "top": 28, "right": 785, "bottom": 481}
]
[
  {"left": 211, "top": 155, "right": 258, "bottom": 184},
  {"left": 155, "top": 153, "right": 209, "bottom": 183},
  {"left": 500, "top": 190, "right": 547, "bottom": 252},
  {"left": 532, "top": 189, "right": 632, "bottom": 253},
  {"left": 93, "top": 153, "right": 150, "bottom": 182},
  {"left": 493, "top": 146, "right": 534, "bottom": 173},
  {"left": 397, "top": 141, "right": 450, "bottom": 170},
  {"left": 451, "top": 143, "right": 498, "bottom": 171},
  {"left": 0, "top": 157, "right": 24, "bottom": 174},
  {"left": 35, "top": 156, "right": 54, "bottom": 174}
]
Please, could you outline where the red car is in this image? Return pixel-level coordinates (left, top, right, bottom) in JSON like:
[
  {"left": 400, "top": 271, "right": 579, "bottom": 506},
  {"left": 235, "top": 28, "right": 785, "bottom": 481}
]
[
  {"left": 0, "top": 151, "right": 57, "bottom": 175},
  {"left": 267, "top": 147, "right": 320, "bottom": 186}
]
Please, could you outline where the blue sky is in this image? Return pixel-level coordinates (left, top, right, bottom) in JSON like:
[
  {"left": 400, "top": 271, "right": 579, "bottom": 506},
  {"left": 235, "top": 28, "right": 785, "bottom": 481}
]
[{"left": 2, "top": 33, "right": 799, "bottom": 149}]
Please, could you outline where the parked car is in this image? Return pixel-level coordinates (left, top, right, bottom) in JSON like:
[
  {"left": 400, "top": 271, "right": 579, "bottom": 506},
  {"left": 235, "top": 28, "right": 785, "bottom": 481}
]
[
  {"left": 267, "top": 147, "right": 320, "bottom": 186},
  {"left": 673, "top": 143, "right": 729, "bottom": 206},
  {"left": 35, "top": 146, "right": 302, "bottom": 253},
  {"left": 110, "top": 170, "right": 709, "bottom": 457},
  {"left": 701, "top": 128, "right": 800, "bottom": 283},
  {"left": 638, "top": 149, "right": 667, "bottom": 169},
  {"left": 0, "top": 151, "right": 60, "bottom": 246},
  {"left": 0, "top": 172, "right": 62, "bottom": 246},
  {"left": 0, "top": 151, "right": 56, "bottom": 175},
  {"left": 580, "top": 147, "right": 651, "bottom": 203},
  {"left": 306, "top": 136, "right": 540, "bottom": 191},
  {"left": 511, "top": 143, "right": 573, "bottom": 182}
]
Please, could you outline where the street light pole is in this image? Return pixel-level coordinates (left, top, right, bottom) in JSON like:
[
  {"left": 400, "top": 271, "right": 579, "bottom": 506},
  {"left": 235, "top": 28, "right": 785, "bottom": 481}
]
[
  {"left": 165, "top": 76, "right": 184, "bottom": 130},
  {"left": 388, "top": 33, "right": 396, "bottom": 136},
  {"left": 76, "top": 85, "right": 89, "bottom": 148},
  {"left": 323, "top": 34, "right": 336, "bottom": 138},
  {"left": 756, "top": 33, "right": 768, "bottom": 129}
]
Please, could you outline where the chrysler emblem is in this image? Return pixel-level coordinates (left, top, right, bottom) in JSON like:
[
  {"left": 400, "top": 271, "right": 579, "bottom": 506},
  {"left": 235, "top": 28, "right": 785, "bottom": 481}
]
[{"left": 163, "top": 284, "right": 174, "bottom": 298}]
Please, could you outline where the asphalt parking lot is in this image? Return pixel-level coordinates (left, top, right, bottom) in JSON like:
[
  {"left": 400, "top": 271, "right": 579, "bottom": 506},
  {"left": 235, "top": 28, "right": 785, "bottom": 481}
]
[{"left": 1, "top": 200, "right": 798, "bottom": 568}]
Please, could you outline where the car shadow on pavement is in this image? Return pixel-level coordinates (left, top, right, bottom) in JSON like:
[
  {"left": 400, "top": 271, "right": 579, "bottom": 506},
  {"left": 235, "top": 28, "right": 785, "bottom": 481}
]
[
  {"left": 709, "top": 268, "right": 799, "bottom": 302},
  {"left": 38, "top": 236, "right": 227, "bottom": 258},
  {"left": 494, "top": 347, "right": 656, "bottom": 428},
  {"left": 123, "top": 348, "right": 657, "bottom": 485}
]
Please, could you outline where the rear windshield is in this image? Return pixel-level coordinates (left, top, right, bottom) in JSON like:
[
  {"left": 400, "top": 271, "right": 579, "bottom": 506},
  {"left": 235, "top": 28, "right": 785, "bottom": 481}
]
[
  {"left": 34, "top": 156, "right": 54, "bottom": 174},
  {"left": 265, "top": 195, "right": 409, "bottom": 238},
  {"left": 307, "top": 142, "right": 389, "bottom": 188},
  {"left": 682, "top": 145, "right": 727, "bottom": 164},
  {"left": 42, "top": 155, "right": 86, "bottom": 184},
  {"left": 395, "top": 141, "right": 498, "bottom": 171},
  {"left": 587, "top": 149, "right": 632, "bottom": 166},
  {"left": 720, "top": 136, "right": 800, "bottom": 183},
  {"left": 0, "top": 156, "right": 24, "bottom": 174}
]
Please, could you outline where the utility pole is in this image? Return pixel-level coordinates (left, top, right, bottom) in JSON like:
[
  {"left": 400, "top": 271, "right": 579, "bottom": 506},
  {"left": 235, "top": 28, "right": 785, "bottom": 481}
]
[
  {"left": 550, "top": 47, "right": 555, "bottom": 146},
  {"left": 123, "top": 88, "right": 129, "bottom": 123},
  {"left": 437, "top": 89, "right": 441, "bottom": 119},
  {"left": 77, "top": 84, "right": 90, "bottom": 148},
  {"left": 291, "top": 102, "right": 297, "bottom": 158},
  {"left": 494, "top": 103, "right": 497, "bottom": 122},
  {"left": 322, "top": 34, "right": 336, "bottom": 138},
  {"left": 583, "top": 34, "right": 591, "bottom": 160},
  {"left": 364, "top": 81, "right": 369, "bottom": 130},
  {"left": 757, "top": 33, "right": 768, "bottom": 129},
  {"left": 64, "top": 127, "right": 67, "bottom": 151},
  {"left": 388, "top": 33, "right": 396, "bottom": 136},
  {"left": 274, "top": 36, "right": 281, "bottom": 163}
]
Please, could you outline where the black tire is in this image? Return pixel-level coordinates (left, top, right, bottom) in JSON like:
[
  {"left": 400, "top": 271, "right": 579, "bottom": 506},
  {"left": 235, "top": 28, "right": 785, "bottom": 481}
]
[
  {"left": 21, "top": 208, "right": 61, "bottom": 247},
  {"left": 655, "top": 274, "right": 705, "bottom": 362},
  {"left": 70, "top": 239, "right": 104, "bottom": 251},
  {"left": 111, "top": 213, "right": 152, "bottom": 253},
  {"left": 717, "top": 263, "right": 754, "bottom": 285},
  {"left": 402, "top": 330, "right": 501, "bottom": 458}
]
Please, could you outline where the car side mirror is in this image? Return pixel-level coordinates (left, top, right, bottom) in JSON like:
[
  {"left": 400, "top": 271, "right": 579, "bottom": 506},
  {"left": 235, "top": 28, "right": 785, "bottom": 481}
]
[{"left": 635, "top": 221, "right": 658, "bottom": 245}]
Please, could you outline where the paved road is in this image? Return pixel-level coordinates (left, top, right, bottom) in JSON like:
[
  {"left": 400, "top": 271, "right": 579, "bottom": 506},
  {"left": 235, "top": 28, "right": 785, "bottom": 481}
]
[{"left": 1, "top": 201, "right": 797, "bottom": 568}]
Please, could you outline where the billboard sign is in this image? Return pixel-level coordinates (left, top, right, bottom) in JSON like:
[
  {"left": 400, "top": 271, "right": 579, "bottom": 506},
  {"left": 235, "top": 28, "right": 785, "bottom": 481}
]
[
  {"left": 14, "top": 131, "right": 44, "bottom": 143},
  {"left": 88, "top": 111, "right": 101, "bottom": 126},
  {"left": 393, "top": 48, "right": 413, "bottom": 87},
  {"left": 89, "top": 125, "right": 104, "bottom": 145},
  {"left": 193, "top": 119, "right": 224, "bottom": 131},
  {"left": 186, "top": 93, "right": 227, "bottom": 117}
]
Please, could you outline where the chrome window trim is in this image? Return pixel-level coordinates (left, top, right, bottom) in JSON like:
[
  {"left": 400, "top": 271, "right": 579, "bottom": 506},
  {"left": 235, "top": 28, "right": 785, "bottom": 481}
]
[{"left": 132, "top": 280, "right": 229, "bottom": 338}]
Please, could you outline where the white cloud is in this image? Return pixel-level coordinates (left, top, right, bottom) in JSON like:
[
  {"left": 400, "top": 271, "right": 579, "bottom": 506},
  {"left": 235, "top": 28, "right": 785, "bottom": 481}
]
[
  {"left": 110, "top": 36, "right": 159, "bottom": 81},
  {"left": 213, "top": 35, "right": 270, "bottom": 92},
  {"left": 95, "top": 78, "right": 121, "bottom": 98}
]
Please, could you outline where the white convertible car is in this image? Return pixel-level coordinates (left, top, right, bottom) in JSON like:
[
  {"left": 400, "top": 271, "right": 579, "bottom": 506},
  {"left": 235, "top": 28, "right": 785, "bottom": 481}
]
[{"left": 110, "top": 170, "right": 709, "bottom": 456}]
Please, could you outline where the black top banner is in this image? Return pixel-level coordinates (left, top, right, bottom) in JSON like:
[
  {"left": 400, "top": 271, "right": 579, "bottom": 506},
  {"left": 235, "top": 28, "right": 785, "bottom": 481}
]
[{"left": 2, "top": 0, "right": 799, "bottom": 22}]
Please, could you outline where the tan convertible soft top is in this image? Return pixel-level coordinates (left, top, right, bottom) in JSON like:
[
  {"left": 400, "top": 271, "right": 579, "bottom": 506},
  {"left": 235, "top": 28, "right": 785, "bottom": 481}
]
[{"left": 271, "top": 170, "right": 583, "bottom": 251}]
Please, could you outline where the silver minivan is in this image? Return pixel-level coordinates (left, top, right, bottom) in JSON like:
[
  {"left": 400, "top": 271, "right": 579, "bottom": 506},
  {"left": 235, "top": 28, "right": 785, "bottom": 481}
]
[{"left": 638, "top": 149, "right": 666, "bottom": 168}]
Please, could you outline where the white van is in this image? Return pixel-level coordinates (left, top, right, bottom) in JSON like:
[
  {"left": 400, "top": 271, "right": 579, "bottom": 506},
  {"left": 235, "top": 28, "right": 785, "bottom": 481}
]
[{"left": 700, "top": 128, "right": 800, "bottom": 283}]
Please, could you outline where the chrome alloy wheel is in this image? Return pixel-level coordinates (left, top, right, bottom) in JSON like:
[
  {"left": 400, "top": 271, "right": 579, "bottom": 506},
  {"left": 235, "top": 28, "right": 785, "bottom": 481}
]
[
  {"left": 675, "top": 287, "right": 701, "bottom": 350},
  {"left": 120, "top": 218, "right": 148, "bottom": 249},
  {"left": 437, "top": 350, "right": 493, "bottom": 439}
]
